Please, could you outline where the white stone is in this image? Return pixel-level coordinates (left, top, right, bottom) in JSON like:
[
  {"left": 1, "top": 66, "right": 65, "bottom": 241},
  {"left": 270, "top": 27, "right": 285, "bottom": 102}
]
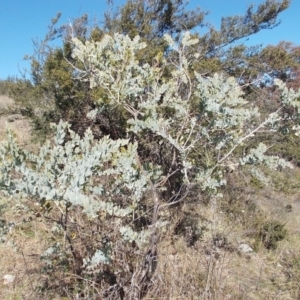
[
  {"left": 3, "top": 274, "right": 15, "bottom": 285},
  {"left": 238, "top": 243, "right": 253, "bottom": 253}
]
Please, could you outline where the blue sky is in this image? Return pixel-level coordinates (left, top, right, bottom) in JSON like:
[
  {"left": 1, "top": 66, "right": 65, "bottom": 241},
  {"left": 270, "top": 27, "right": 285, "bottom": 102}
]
[{"left": 0, "top": 0, "right": 299, "bottom": 80}]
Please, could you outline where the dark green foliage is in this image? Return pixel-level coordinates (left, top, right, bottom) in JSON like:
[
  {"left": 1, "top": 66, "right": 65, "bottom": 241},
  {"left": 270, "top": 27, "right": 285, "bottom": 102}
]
[
  {"left": 212, "top": 232, "right": 233, "bottom": 251},
  {"left": 174, "top": 211, "right": 207, "bottom": 247},
  {"left": 259, "top": 220, "right": 287, "bottom": 250},
  {"left": 190, "top": 0, "right": 291, "bottom": 77},
  {"left": 260, "top": 42, "right": 298, "bottom": 81},
  {"left": 8, "top": 0, "right": 294, "bottom": 144},
  {"left": 105, "top": 0, "right": 207, "bottom": 39},
  {"left": 221, "top": 179, "right": 288, "bottom": 251},
  {"left": 104, "top": 0, "right": 207, "bottom": 66},
  {"left": 104, "top": 0, "right": 292, "bottom": 80}
]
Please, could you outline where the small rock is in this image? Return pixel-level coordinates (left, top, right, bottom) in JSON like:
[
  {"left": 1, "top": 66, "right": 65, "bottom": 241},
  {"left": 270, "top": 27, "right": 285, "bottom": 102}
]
[
  {"left": 285, "top": 204, "right": 293, "bottom": 212},
  {"left": 3, "top": 274, "right": 15, "bottom": 285},
  {"left": 7, "top": 114, "right": 23, "bottom": 122},
  {"left": 238, "top": 243, "right": 253, "bottom": 253}
]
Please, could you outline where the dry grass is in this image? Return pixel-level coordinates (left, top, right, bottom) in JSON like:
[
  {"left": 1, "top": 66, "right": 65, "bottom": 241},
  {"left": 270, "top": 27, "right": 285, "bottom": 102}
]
[
  {"left": 0, "top": 201, "right": 50, "bottom": 300},
  {"left": 0, "top": 116, "right": 32, "bottom": 148},
  {"left": 1, "top": 175, "right": 299, "bottom": 299},
  {"left": 0, "top": 95, "right": 14, "bottom": 111},
  {"left": 0, "top": 233, "right": 46, "bottom": 300},
  {"left": 0, "top": 95, "right": 46, "bottom": 299},
  {"left": 0, "top": 94, "right": 34, "bottom": 151},
  {"left": 144, "top": 231, "right": 293, "bottom": 299},
  {"left": 143, "top": 171, "right": 300, "bottom": 300}
]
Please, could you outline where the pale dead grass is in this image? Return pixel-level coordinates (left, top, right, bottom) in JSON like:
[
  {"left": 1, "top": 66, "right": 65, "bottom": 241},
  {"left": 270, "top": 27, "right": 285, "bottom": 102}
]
[
  {"left": 242, "top": 167, "right": 300, "bottom": 239},
  {"left": 0, "top": 95, "right": 14, "bottom": 110},
  {"left": 0, "top": 183, "right": 299, "bottom": 299},
  {"left": 0, "top": 116, "right": 36, "bottom": 153},
  {"left": 0, "top": 96, "right": 45, "bottom": 299},
  {"left": 145, "top": 182, "right": 300, "bottom": 300},
  {"left": 0, "top": 218, "right": 49, "bottom": 300},
  {"left": 149, "top": 240, "right": 295, "bottom": 299},
  {"left": 0, "top": 170, "right": 299, "bottom": 299},
  {"left": 0, "top": 94, "right": 34, "bottom": 151}
]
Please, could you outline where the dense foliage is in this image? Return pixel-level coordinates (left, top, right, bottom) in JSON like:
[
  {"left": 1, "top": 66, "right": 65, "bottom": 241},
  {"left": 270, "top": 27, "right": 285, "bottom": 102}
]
[
  {"left": 1, "top": 30, "right": 300, "bottom": 298},
  {"left": 2, "top": 0, "right": 296, "bottom": 141}
]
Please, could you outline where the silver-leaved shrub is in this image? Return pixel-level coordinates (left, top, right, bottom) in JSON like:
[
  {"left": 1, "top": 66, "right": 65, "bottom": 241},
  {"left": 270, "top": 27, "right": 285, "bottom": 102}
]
[{"left": 1, "top": 32, "right": 300, "bottom": 294}]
